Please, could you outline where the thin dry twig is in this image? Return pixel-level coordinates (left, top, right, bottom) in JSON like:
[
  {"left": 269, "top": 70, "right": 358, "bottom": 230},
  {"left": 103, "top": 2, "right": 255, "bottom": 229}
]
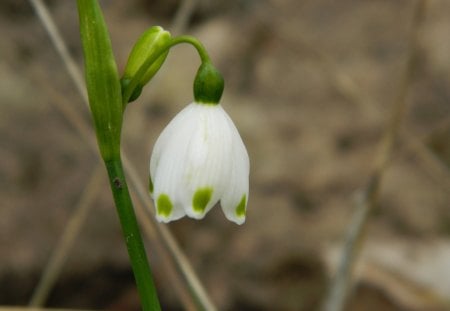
[
  {"left": 131, "top": 196, "right": 199, "bottom": 311},
  {"left": 28, "top": 0, "right": 216, "bottom": 310},
  {"left": 328, "top": 50, "right": 450, "bottom": 190},
  {"left": 278, "top": 5, "right": 450, "bottom": 192},
  {"left": 322, "top": 1, "right": 429, "bottom": 311},
  {"left": 171, "top": 0, "right": 198, "bottom": 35},
  {"left": 29, "top": 164, "right": 104, "bottom": 307},
  {"left": 123, "top": 156, "right": 217, "bottom": 311},
  {"left": 28, "top": 0, "right": 87, "bottom": 104}
]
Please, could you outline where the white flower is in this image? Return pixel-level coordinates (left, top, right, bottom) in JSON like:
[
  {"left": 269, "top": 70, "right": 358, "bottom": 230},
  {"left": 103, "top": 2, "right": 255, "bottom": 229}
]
[{"left": 149, "top": 102, "right": 249, "bottom": 225}]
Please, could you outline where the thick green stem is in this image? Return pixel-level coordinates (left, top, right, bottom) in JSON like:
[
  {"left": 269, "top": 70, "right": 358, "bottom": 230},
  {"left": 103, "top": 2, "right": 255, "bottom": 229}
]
[{"left": 105, "top": 159, "right": 161, "bottom": 311}]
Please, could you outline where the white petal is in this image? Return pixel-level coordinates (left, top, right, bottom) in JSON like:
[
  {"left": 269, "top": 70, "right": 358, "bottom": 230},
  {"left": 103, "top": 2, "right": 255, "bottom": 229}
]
[
  {"left": 151, "top": 104, "right": 198, "bottom": 222},
  {"left": 180, "top": 103, "right": 233, "bottom": 219},
  {"left": 220, "top": 111, "right": 250, "bottom": 225},
  {"left": 150, "top": 103, "right": 196, "bottom": 182}
]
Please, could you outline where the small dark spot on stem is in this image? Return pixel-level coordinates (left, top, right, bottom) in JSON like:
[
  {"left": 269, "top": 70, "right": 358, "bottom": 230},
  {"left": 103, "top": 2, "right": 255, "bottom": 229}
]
[{"left": 113, "top": 177, "right": 123, "bottom": 189}]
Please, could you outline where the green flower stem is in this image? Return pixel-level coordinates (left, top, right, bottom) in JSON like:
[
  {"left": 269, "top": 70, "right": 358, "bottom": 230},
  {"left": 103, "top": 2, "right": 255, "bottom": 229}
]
[
  {"left": 105, "top": 159, "right": 161, "bottom": 311},
  {"left": 170, "top": 35, "right": 211, "bottom": 63},
  {"left": 122, "top": 36, "right": 211, "bottom": 105}
]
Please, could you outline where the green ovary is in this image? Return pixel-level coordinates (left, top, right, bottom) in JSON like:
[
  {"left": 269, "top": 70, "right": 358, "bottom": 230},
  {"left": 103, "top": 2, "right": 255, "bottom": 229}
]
[
  {"left": 192, "top": 187, "right": 213, "bottom": 213},
  {"left": 148, "top": 176, "right": 154, "bottom": 194},
  {"left": 157, "top": 194, "right": 173, "bottom": 217},
  {"left": 235, "top": 194, "right": 247, "bottom": 217}
]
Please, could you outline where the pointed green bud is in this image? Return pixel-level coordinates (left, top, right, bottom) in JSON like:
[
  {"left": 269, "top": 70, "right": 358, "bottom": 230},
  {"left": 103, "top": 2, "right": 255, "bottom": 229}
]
[
  {"left": 123, "top": 26, "right": 171, "bottom": 93},
  {"left": 193, "top": 62, "right": 224, "bottom": 104}
]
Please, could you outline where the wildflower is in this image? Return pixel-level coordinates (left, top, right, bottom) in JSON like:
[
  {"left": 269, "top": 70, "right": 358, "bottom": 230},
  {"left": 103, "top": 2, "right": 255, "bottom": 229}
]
[{"left": 149, "top": 101, "right": 249, "bottom": 225}]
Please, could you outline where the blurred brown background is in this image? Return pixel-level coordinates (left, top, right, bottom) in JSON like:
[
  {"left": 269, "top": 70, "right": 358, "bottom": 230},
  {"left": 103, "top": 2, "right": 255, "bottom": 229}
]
[{"left": 1, "top": 0, "right": 450, "bottom": 310}]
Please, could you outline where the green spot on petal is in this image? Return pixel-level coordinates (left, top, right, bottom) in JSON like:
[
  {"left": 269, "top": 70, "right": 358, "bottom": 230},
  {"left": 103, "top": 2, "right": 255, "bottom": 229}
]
[
  {"left": 235, "top": 195, "right": 247, "bottom": 217},
  {"left": 148, "top": 176, "right": 154, "bottom": 194},
  {"left": 192, "top": 187, "right": 213, "bottom": 213},
  {"left": 157, "top": 194, "right": 173, "bottom": 217}
]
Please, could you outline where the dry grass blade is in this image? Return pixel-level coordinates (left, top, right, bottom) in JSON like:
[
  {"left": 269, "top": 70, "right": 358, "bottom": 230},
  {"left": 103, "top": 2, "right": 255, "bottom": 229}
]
[
  {"left": 28, "top": 164, "right": 104, "bottom": 307},
  {"left": 322, "top": 1, "right": 429, "bottom": 311},
  {"left": 171, "top": 0, "right": 198, "bottom": 35},
  {"left": 27, "top": 0, "right": 216, "bottom": 310},
  {"left": 280, "top": 7, "right": 450, "bottom": 191},
  {"left": 123, "top": 156, "right": 217, "bottom": 311},
  {"left": 131, "top": 196, "right": 199, "bottom": 311},
  {"left": 28, "top": 0, "right": 87, "bottom": 104}
]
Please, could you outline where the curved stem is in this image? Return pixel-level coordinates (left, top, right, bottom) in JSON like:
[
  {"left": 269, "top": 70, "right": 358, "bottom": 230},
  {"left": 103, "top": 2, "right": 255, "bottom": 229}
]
[
  {"left": 170, "top": 35, "right": 210, "bottom": 63},
  {"left": 321, "top": 1, "right": 428, "bottom": 310},
  {"left": 105, "top": 159, "right": 161, "bottom": 311},
  {"left": 122, "top": 35, "right": 211, "bottom": 105}
]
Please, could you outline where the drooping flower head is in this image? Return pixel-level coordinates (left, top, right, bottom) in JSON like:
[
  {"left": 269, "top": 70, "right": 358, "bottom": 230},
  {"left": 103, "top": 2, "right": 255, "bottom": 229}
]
[{"left": 149, "top": 63, "right": 249, "bottom": 224}]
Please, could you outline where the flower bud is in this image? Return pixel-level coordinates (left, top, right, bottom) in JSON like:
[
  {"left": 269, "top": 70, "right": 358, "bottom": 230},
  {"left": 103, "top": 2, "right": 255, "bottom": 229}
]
[{"left": 123, "top": 26, "right": 171, "bottom": 90}]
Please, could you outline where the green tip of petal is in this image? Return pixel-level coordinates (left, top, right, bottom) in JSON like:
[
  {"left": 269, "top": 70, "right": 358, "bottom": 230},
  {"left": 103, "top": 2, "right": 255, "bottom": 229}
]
[
  {"left": 157, "top": 194, "right": 173, "bottom": 217},
  {"left": 148, "top": 176, "right": 154, "bottom": 194},
  {"left": 192, "top": 187, "right": 213, "bottom": 213},
  {"left": 235, "top": 194, "right": 247, "bottom": 217}
]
